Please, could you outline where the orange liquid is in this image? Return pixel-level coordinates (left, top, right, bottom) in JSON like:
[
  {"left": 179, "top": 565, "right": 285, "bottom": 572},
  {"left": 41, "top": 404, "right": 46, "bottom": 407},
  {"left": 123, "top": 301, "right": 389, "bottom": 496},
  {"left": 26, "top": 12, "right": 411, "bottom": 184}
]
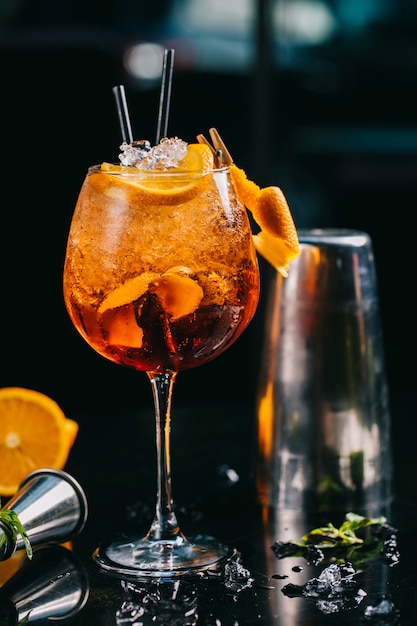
[{"left": 63, "top": 166, "right": 260, "bottom": 373}]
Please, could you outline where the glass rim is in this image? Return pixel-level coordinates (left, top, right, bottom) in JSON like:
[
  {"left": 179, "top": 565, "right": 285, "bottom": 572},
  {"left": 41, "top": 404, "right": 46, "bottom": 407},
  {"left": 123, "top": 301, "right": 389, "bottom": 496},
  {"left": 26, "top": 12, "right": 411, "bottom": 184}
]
[
  {"left": 88, "top": 163, "right": 230, "bottom": 178},
  {"left": 298, "top": 228, "right": 371, "bottom": 248}
]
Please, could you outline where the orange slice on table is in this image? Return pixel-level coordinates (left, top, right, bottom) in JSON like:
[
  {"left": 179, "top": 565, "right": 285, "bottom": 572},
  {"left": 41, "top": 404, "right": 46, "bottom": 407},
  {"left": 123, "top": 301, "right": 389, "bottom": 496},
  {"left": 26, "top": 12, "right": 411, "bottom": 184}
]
[
  {"left": 0, "top": 387, "right": 78, "bottom": 497},
  {"left": 230, "top": 164, "right": 300, "bottom": 277},
  {"left": 100, "top": 143, "right": 214, "bottom": 206}
]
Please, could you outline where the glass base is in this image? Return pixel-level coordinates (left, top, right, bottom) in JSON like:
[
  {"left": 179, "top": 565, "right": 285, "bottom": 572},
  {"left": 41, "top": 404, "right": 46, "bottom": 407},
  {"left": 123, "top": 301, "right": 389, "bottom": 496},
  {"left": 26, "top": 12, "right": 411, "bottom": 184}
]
[{"left": 92, "top": 533, "right": 235, "bottom": 579}]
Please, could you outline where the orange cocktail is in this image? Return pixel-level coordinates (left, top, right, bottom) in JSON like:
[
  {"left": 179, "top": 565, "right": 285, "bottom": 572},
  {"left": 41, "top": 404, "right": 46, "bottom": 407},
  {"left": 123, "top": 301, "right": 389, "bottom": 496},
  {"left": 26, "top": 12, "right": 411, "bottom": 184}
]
[
  {"left": 63, "top": 143, "right": 260, "bottom": 374},
  {"left": 63, "top": 131, "right": 298, "bottom": 578}
]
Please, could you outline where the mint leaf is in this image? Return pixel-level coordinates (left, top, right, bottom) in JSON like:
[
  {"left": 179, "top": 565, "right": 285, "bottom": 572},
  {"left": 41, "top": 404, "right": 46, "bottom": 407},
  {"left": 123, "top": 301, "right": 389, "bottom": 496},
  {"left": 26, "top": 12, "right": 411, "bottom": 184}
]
[
  {"left": 0, "top": 509, "right": 32, "bottom": 560},
  {"left": 272, "top": 512, "right": 398, "bottom": 568}
]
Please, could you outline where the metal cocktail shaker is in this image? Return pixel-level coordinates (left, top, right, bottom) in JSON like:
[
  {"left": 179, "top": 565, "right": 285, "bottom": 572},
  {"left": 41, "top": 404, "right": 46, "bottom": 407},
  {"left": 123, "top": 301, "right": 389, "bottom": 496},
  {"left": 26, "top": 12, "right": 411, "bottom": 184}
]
[
  {"left": 256, "top": 229, "right": 392, "bottom": 514},
  {"left": 0, "top": 468, "right": 88, "bottom": 561}
]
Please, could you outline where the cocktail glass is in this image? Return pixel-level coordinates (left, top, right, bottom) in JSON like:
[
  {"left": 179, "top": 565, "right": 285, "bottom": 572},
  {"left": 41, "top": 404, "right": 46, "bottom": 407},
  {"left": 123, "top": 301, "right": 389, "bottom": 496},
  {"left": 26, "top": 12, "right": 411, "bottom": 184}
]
[{"left": 63, "top": 142, "right": 260, "bottom": 578}]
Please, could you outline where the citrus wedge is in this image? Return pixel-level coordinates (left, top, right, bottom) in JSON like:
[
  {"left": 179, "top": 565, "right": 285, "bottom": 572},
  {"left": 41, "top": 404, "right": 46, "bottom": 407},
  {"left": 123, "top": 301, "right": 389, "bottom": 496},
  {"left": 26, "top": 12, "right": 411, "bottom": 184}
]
[
  {"left": 101, "top": 305, "right": 145, "bottom": 348},
  {"left": 100, "top": 143, "right": 214, "bottom": 206},
  {"left": 229, "top": 164, "right": 261, "bottom": 207},
  {"left": 252, "top": 230, "right": 299, "bottom": 278},
  {"left": 0, "top": 387, "right": 78, "bottom": 496},
  {"left": 176, "top": 142, "right": 214, "bottom": 173},
  {"left": 149, "top": 271, "right": 204, "bottom": 319},
  {"left": 98, "top": 272, "right": 158, "bottom": 314},
  {"left": 230, "top": 164, "right": 300, "bottom": 276}
]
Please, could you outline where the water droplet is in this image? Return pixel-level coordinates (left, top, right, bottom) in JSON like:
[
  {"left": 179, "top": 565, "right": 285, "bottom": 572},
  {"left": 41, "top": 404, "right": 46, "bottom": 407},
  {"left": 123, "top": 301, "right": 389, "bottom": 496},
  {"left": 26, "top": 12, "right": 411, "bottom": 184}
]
[
  {"left": 282, "top": 583, "right": 304, "bottom": 598},
  {"left": 217, "top": 464, "right": 240, "bottom": 486},
  {"left": 271, "top": 540, "right": 325, "bottom": 566}
]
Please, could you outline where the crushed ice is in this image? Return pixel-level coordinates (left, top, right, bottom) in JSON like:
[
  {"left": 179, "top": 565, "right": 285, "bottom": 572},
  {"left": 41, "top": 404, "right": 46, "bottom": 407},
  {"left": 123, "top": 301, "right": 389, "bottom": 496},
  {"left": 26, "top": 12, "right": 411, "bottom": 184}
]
[
  {"left": 362, "top": 595, "right": 400, "bottom": 623},
  {"left": 119, "top": 138, "right": 188, "bottom": 170},
  {"left": 379, "top": 534, "right": 400, "bottom": 567},
  {"left": 223, "top": 558, "right": 255, "bottom": 594},
  {"left": 282, "top": 562, "right": 367, "bottom": 614},
  {"left": 115, "top": 553, "right": 256, "bottom": 624},
  {"left": 116, "top": 580, "right": 198, "bottom": 626}
]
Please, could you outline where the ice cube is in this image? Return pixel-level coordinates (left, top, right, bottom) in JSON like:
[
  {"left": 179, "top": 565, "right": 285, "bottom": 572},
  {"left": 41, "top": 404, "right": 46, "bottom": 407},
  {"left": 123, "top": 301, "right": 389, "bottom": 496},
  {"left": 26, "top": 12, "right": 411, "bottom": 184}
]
[
  {"left": 223, "top": 558, "right": 255, "bottom": 593},
  {"left": 118, "top": 140, "right": 151, "bottom": 166},
  {"left": 116, "top": 600, "right": 144, "bottom": 624},
  {"left": 118, "top": 137, "right": 188, "bottom": 170},
  {"left": 362, "top": 596, "right": 400, "bottom": 623},
  {"left": 301, "top": 562, "right": 367, "bottom": 614},
  {"left": 147, "top": 137, "right": 188, "bottom": 169}
]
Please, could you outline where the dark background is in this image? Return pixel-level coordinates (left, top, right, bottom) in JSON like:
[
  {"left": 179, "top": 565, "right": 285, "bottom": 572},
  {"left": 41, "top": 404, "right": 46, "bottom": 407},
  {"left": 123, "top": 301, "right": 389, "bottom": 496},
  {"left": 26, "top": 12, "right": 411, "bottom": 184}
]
[{"left": 0, "top": 0, "right": 416, "bottom": 419}]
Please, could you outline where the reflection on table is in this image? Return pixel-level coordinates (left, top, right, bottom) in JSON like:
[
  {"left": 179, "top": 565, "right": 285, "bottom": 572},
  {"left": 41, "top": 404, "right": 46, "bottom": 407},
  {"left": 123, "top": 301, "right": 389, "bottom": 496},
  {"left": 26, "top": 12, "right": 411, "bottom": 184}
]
[{"left": 0, "top": 396, "right": 415, "bottom": 625}]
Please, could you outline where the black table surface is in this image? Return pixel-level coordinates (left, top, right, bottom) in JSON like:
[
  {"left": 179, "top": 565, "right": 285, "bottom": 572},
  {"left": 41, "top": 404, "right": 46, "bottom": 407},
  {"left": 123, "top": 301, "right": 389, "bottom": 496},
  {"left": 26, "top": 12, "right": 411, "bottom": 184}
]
[{"left": 0, "top": 392, "right": 416, "bottom": 625}]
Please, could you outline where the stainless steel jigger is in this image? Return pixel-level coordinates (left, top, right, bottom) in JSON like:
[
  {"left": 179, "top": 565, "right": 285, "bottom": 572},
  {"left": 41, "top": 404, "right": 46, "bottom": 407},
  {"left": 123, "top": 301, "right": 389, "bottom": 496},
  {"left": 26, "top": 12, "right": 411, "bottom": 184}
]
[
  {"left": 0, "top": 544, "right": 90, "bottom": 623},
  {"left": 0, "top": 468, "right": 88, "bottom": 560},
  {"left": 256, "top": 228, "right": 392, "bottom": 515}
]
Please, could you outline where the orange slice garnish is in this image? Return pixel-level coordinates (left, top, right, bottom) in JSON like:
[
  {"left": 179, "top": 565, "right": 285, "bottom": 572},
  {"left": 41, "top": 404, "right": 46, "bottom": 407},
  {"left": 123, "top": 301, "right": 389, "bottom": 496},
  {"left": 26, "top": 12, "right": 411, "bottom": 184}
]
[
  {"left": 149, "top": 271, "right": 204, "bottom": 320},
  {"left": 99, "top": 268, "right": 203, "bottom": 332},
  {"left": 176, "top": 143, "right": 214, "bottom": 173},
  {"left": 0, "top": 387, "right": 78, "bottom": 496},
  {"left": 99, "top": 143, "right": 214, "bottom": 206},
  {"left": 101, "top": 305, "right": 144, "bottom": 348},
  {"left": 98, "top": 273, "right": 157, "bottom": 348},
  {"left": 229, "top": 164, "right": 261, "bottom": 206},
  {"left": 230, "top": 164, "right": 300, "bottom": 276},
  {"left": 252, "top": 230, "right": 299, "bottom": 278},
  {"left": 98, "top": 272, "right": 158, "bottom": 314}
]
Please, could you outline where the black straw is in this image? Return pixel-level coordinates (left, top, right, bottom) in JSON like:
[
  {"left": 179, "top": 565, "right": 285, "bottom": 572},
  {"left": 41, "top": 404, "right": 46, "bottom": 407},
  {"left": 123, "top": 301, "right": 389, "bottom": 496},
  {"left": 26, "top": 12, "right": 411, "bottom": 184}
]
[
  {"left": 112, "top": 85, "right": 134, "bottom": 144},
  {"left": 155, "top": 49, "right": 175, "bottom": 145}
]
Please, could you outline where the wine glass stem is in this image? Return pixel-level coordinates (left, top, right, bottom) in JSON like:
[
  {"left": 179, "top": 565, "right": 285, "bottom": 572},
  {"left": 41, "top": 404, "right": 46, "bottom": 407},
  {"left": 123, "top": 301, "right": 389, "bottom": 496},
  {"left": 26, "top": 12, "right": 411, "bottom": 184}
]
[{"left": 146, "top": 370, "right": 184, "bottom": 542}]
